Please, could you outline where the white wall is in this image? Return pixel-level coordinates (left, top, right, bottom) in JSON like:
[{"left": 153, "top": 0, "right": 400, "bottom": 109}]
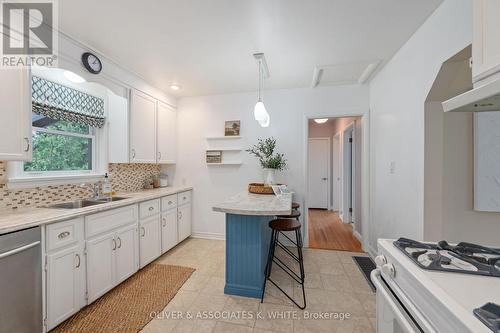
[
  {"left": 368, "top": 0, "right": 472, "bottom": 253},
  {"left": 175, "top": 85, "right": 369, "bottom": 240}
]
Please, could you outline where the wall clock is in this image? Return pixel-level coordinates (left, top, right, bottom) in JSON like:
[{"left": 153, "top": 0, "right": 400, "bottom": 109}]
[{"left": 81, "top": 52, "right": 102, "bottom": 74}]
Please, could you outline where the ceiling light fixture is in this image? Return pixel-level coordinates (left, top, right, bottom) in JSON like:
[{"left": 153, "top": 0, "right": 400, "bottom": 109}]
[
  {"left": 63, "top": 70, "right": 86, "bottom": 83},
  {"left": 314, "top": 118, "right": 328, "bottom": 124},
  {"left": 170, "top": 84, "right": 181, "bottom": 91},
  {"left": 253, "top": 52, "right": 270, "bottom": 127}
]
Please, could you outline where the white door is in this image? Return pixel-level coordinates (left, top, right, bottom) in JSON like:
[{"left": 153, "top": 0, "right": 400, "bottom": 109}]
[
  {"left": 139, "top": 215, "right": 161, "bottom": 268},
  {"left": 332, "top": 134, "right": 341, "bottom": 211},
  {"left": 342, "top": 126, "right": 354, "bottom": 223},
  {"left": 157, "top": 101, "right": 177, "bottom": 164},
  {"left": 130, "top": 89, "right": 157, "bottom": 163},
  {"left": 108, "top": 93, "right": 129, "bottom": 163},
  {"left": 472, "top": 0, "right": 500, "bottom": 81},
  {"left": 46, "top": 245, "right": 85, "bottom": 330},
  {"left": 177, "top": 204, "right": 192, "bottom": 242},
  {"left": 308, "top": 138, "right": 330, "bottom": 209},
  {"left": 86, "top": 232, "right": 116, "bottom": 303},
  {"left": 0, "top": 68, "right": 32, "bottom": 161},
  {"left": 161, "top": 209, "right": 178, "bottom": 253},
  {"left": 115, "top": 224, "right": 138, "bottom": 284}
]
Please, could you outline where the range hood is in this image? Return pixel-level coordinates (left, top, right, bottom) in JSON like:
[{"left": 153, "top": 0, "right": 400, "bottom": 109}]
[{"left": 442, "top": 78, "right": 500, "bottom": 112}]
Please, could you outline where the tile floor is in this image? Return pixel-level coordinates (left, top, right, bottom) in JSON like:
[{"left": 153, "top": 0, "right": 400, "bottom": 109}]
[{"left": 141, "top": 238, "right": 376, "bottom": 333}]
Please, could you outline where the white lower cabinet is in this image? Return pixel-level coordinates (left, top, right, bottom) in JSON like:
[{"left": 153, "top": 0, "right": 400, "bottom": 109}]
[
  {"left": 178, "top": 203, "right": 192, "bottom": 242},
  {"left": 86, "top": 231, "right": 116, "bottom": 303},
  {"left": 86, "top": 224, "right": 139, "bottom": 303},
  {"left": 139, "top": 215, "right": 162, "bottom": 268},
  {"left": 115, "top": 224, "right": 139, "bottom": 284},
  {"left": 161, "top": 209, "right": 178, "bottom": 253},
  {"left": 45, "top": 218, "right": 86, "bottom": 331}
]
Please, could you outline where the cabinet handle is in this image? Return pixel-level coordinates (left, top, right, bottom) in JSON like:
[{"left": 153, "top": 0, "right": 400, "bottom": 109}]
[
  {"left": 24, "top": 137, "right": 30, "bottom": 152},
  {"left": 141, "top": 227, "right": 145, "bottom": 237},
  {"left": 117, "top": 237, "right": 122, "bottom": 249},
  {"left": 58, "top": 231, "right": 70, "bottom": 239},
  {"left": 131, "top": 149, "right": 136, "bottom": 158},
  {"left": 183, "top": 196, "right": 187, "bottom": 200},
  {"left": 178, "top": 211, "right": 182, "bottom": 220},
  {"left": 168, "top": 201, "right": 173, "bottom": 205},
  {"left": 158, "top": 151, "right": 162, "bottom": 160},
  {"left": 162, "top": 217, "right": 167, "bottom": 227},
  {"left": 112, "top": 238, "right": 117, "bottom": 250},
  {"left": 75, "top": 254, "right": 81, "bottom": 268},
  {"left": 149, "top": 206, "right": 154, "bottom": 211}
]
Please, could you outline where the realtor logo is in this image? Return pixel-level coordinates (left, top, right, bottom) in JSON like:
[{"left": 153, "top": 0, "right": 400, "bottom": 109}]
[{"left": 1, "top": 0, "right": 58, "bottom": 67}]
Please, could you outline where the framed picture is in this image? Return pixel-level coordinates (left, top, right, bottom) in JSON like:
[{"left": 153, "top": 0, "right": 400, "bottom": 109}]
[
  {"left": 225, "top": 120, "right": 240, "bottom": 136},
  {"left": 206, "top": 150, "right": 222, "bottom": 163}
]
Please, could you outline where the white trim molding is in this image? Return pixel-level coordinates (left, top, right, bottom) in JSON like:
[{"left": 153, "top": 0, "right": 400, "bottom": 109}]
[
  {"left": 190, "top": 231, "right": 225, "bottom": 241},
  {"left": 6, "top": 173, "right": 105, "bottom": 189}
]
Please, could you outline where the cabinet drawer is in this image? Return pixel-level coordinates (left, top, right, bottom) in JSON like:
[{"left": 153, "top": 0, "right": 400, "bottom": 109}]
[
  {"left": 86, "top": 205, "right": 138, "bottom": 238},
  {"left": 140, "top": 199, "right": 160, "bottom": 218},
  {"left": 46, "top": 218, "right": 84, "bottom": 252},
  {"left": 178, "top": 191, "right": 191, "bottom": 206},
  {"left": 161, "top": 194, "right": 177, "bottom": 211}
]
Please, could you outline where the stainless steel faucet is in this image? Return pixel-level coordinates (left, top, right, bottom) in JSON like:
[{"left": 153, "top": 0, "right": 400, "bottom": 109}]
[{"left": 81, "top": 182, "right": 101, "bottom": 199}]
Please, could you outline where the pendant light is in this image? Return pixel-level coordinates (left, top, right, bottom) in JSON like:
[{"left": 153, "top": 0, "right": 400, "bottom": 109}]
[{"left": 254, "top": 53, "right": 270, "bottom": 127}]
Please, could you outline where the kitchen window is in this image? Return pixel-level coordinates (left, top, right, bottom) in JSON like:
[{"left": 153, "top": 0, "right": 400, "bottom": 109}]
[
  {"left": 7, "top": 74, "right": 107, "bottom": 188},
  {"left": 23, "top": 114, "right": 96, "bottom": 175}
]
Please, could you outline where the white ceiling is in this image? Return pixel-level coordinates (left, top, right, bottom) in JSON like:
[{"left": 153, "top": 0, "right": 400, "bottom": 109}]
[{"left": 59, "top": 0, "right": 443, "bottom": 97}]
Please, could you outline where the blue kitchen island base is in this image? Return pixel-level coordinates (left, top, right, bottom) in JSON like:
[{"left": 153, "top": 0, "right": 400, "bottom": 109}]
[{"left": 224, "top": 213, "right": 273, "bottom": 299}]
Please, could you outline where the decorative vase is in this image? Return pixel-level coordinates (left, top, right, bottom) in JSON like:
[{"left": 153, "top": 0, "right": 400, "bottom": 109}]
[{"left": 263, "top": 168, "right": 277, "bottom": 185}]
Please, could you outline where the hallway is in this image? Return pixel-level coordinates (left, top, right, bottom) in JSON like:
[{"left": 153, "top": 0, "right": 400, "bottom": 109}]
[{"left": 308, "top": 209, "right": 363, "bottom": 252}]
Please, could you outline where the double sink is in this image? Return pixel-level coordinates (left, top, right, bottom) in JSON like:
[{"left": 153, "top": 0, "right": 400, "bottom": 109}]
[{"left": 47, "top": 196, "right": 129, "bottom": 209}]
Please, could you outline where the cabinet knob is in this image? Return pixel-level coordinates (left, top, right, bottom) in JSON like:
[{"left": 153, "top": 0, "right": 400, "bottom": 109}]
[
  {"left": 75, "top": 254, "right": 81, "bottom": 268},
  {"left": 58, "top": 231, "right": 70, "bottom": 239},
  {"left": 131, "top": 149, "right": 136, "bottom": 158},
  {"left": 24, "top": 137, "right": 30, "bottom": 152},
  {"left": 141, "top": 227, "right": 145, "bottom": 237},
  {"left": 112, "top": 238, "right": 117, "bottom": 250},
  {"left": 117, "top": 237, "right": 122, "bottom": 249},
  {"left": 149, "top": 206, "right": 154, "bottom": 211}
]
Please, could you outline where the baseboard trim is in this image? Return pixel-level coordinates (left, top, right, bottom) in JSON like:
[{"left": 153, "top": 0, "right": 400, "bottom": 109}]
[
  {"left": 353, "top": 230, "right": 362, "bottom": 243},
  {"left": 190, "top": 232, "right": 225, "bottom": 241}
]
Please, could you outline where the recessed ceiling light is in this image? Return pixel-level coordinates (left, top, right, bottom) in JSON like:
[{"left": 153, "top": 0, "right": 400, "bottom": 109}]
[
  {"left": 314, "top": 118, "right": 328, "bottom": 124},
  {"left": 63, "top": 70, "right": 86, "bottom": 83},
  {"left": 170, "top": 84, "right": 181, "bottom": 91}
]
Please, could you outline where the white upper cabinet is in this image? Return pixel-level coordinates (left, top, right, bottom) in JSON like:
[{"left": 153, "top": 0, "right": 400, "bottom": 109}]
[
  {"left": 472, "top": 0, "right": 500, "bottom": 82},
  {"left": 157, "top": 101, "right": 177, "bottom": 164},
  {"left": 129, "top": 89, "right": 177, "bottom": 164},
  {"left": 130, "top": 89, "right": 157, "bottom": 163},
  {"left": 108, "top": 92, "right": 129, "bottom": 163},
  {"left": 0, "top": 68, "right": 32, "bottom": 161}
]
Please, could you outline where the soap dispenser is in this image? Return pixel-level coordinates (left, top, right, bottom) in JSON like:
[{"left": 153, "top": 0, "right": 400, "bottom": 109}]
[{"left": 102, "top": 173, "right": 112, "bottom": 198}]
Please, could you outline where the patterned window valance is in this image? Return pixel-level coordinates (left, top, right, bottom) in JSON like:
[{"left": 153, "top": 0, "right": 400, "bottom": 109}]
[{"left": 31, "top": 76, "right": 105, "bottom": 128}]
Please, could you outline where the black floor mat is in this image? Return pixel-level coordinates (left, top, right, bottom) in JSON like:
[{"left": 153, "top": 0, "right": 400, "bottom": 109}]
[{"left": 352, "top": 256, "right": 376, "bottom": 292}]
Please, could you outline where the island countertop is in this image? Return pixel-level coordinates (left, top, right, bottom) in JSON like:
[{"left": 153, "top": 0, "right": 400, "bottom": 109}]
[{"left": 213, "top": 191, "right": 292, "bottom": 216}]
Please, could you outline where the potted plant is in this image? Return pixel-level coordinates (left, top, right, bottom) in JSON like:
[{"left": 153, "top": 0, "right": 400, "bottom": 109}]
[{"left": 246, "top": 137, "right": 287, "bottom": 185}]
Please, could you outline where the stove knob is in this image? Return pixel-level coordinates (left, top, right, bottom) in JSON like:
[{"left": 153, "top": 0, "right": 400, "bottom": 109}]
[
  {"left": 375, "top": 255, "right": 387, "bottom": 267},
  {"left": 382, "top": 263, "right": 396, "bottom": 278}
]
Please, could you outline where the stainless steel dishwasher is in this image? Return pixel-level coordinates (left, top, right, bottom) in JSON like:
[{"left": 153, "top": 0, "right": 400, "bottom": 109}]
[{"left": 0, "top": 226, "right": 42, "bottom": 333}]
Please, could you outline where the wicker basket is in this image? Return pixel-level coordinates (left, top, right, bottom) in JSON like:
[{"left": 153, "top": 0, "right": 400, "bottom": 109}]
[{"left": 248, "top": 183, "right": 276, "bottom": 195}]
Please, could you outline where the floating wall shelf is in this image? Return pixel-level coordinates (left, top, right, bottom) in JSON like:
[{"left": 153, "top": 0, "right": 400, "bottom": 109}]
[
  {"left": 206, "top": 136, "right": 242, "bottom": 140},
  {"left": 207, "top": 161, "right": 242, "bottom": 165}
]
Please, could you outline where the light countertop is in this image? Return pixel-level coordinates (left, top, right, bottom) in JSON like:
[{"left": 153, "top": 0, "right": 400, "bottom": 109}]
[
  {"left": 0, "top": 186, "right": 193, "bottom": 235},
  {"left": 213, "top": 191, "right": 292, "bottom": 216}
]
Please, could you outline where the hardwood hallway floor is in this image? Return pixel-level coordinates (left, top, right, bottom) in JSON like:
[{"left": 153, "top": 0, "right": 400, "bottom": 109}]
[{"left": 308, "top": 209, "right": 363, "bottom": 252}]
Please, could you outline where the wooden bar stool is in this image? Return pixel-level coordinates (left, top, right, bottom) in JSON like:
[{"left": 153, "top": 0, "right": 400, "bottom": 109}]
[
  {"left": 275, "top": 209, "right": 301, "bottom": 221},
  {"left": 261, "top": 218, "right": 306, "bottom": 309}
]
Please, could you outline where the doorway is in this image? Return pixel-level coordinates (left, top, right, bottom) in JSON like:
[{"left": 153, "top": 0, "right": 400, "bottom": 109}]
[{"left": 306, "top": 117, "right": 363, "bottom": 252}]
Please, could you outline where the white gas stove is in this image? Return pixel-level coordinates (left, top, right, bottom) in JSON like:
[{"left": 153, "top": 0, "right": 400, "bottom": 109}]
[{"left": 372, "top": 239, "right": 500, "bottom": 333}]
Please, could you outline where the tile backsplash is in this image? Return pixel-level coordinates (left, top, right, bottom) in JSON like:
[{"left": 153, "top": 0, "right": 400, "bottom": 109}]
[{"left": 0, "top": 162, "right": 161, "bottom": 210}]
